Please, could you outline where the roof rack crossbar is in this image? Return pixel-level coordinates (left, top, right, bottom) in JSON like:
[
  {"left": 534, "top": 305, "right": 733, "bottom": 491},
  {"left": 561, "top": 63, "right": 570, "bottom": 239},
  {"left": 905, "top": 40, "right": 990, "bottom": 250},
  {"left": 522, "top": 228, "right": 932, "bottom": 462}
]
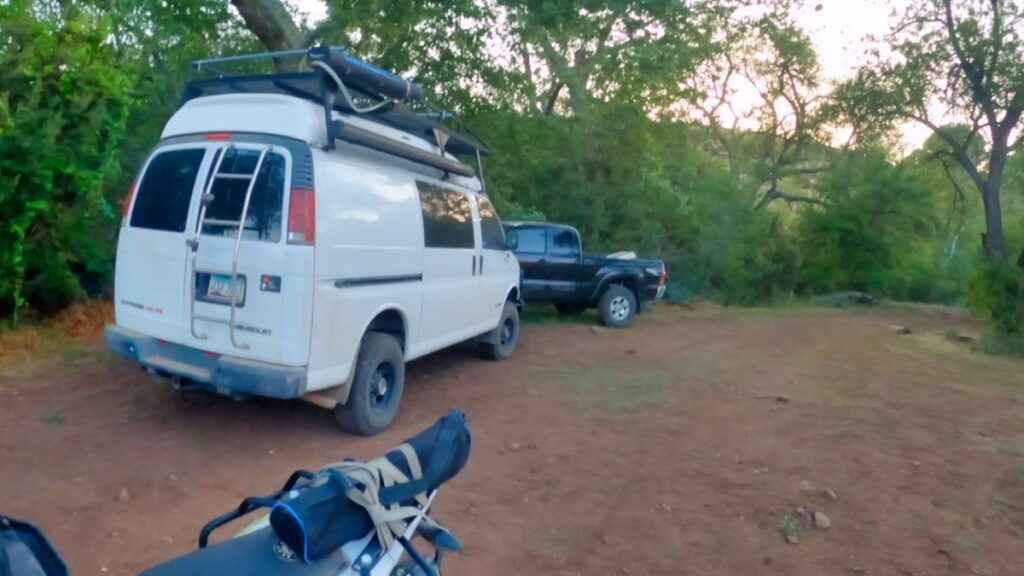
[{"left": 192, "top": 49, "right": 308, "bottom": 70}]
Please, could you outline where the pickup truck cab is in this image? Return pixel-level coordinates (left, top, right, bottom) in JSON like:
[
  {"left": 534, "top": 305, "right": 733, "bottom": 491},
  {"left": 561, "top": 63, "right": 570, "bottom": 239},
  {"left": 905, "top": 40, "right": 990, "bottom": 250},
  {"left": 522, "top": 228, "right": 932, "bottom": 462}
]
[{"left": 504, "top": 222, "right": 666, "bottom": 327}]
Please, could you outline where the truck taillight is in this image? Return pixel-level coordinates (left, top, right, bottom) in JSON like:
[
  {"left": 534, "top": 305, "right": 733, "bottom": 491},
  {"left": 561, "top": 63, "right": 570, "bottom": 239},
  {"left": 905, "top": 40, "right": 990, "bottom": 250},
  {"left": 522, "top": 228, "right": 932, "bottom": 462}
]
[
  {"left": 121, "top": 180, "right": 137, "bottom": 227},
  {"left": 660, "top": 265, "right": 667, "bottom": 285},
  {"left": 287, "top": 188, "right": 316, "bottom": 245}
]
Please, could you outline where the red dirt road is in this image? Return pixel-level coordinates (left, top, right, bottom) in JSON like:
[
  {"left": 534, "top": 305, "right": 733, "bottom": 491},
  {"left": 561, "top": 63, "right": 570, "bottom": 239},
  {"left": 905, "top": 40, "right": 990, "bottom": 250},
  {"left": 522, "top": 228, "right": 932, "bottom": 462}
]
[{"left": 2, "top": 305, "right": 1024, "bottom": 575}]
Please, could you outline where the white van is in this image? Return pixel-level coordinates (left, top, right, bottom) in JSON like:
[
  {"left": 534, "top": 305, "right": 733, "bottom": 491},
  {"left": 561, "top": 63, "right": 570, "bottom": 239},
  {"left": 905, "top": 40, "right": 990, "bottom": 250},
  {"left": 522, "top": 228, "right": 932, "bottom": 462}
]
[{"left": 104, "top": 48, "right": 522, "bottom": 435}]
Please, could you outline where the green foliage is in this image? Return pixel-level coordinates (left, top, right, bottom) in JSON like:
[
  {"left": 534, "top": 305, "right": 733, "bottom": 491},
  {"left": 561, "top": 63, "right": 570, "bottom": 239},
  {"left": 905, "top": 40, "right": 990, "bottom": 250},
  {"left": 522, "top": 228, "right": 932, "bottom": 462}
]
[
  {"left": 1, "top": 0, "right": 1021, "bottom": 349},
  {"left": 966, "top": 263, "right": 1024, "bottom": 334},
  {"left": 796, "top": 150, "right": 957, "bottom": 302},
  {"left": 776, "top": 513, "right": 804, "bottom": 541},
  {"left": 0, "top": 5, "right": 134, "bottom": 323},
  {"left": 42, "top": 407, "right": 65, "bottom": 426},
  {"left": 474, "top": 105, "right": 799, "bottom": 304}
]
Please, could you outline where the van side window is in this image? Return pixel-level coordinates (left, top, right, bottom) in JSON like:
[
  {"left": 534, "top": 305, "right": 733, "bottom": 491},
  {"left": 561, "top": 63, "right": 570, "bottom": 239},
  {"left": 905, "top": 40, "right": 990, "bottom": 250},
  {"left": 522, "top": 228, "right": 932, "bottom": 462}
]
[
  {"left": 476, "top": 197, "right": 505, "bottom": 250},
  {"left": 417, "top": 183, "right": 474, "bottom": 249},
  {"left": 551, "top": 229, "right": 580, "bottom": 257},
  {"left": 202, "top": 149, "right": 285, "bottom": 242},
  {"left": 512, "top": 228, "right": 546, "bottom": 253},
  {"left": 130, "top": 149, "right": 206, "bottom": 232}
]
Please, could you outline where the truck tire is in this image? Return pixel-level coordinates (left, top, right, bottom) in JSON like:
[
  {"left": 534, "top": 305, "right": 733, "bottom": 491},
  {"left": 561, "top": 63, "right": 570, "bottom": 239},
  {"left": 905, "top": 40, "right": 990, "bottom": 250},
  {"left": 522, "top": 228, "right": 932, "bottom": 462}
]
[
  {"left": 334, "top": 332, "right": 405, "bottom": 436},
  {"left": 598, "top": 285, "right": 637, "bottom": 328},
  {"left": 555, "top": 303, "right": 586, "bottom": 316},
  {"left": 479, "top": 301, "right": 520, "bottom": 361}
]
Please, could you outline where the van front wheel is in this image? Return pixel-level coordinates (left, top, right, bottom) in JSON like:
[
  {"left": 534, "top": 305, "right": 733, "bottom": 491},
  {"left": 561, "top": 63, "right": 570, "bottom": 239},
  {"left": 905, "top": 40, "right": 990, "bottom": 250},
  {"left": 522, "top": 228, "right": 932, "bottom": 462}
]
[
  {"left": 479, "top": 301, "right": 520, "bottom": 361},
  {"left": 334, "top": 332, "right": 405, "bottom": 436}
]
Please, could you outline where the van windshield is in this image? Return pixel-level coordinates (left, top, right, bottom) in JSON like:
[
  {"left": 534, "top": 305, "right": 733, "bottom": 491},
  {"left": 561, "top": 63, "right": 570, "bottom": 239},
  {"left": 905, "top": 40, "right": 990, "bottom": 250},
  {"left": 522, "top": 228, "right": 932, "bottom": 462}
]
[{"left": 202, "top": 148, "right": 285, "bottom": 242}]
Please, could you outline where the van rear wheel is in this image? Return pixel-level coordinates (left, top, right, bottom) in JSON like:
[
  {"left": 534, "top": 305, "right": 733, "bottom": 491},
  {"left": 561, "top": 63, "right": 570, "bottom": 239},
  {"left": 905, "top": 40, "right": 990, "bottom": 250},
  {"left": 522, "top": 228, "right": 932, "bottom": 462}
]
[{"left": 334, "top": 332, "right": 405, "bottom": 436}]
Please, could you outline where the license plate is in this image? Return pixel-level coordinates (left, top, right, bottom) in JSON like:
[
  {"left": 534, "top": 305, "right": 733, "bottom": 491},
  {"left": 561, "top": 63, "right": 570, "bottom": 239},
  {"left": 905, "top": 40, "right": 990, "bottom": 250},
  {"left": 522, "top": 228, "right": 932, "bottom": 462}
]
[{"left": 207, "top": 274, "right": 245, "bottom": 302}]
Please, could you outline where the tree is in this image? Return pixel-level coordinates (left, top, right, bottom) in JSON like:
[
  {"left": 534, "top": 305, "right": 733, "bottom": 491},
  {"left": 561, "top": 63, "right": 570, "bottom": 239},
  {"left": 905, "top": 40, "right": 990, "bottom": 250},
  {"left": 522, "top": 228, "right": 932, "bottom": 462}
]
[
  {"left": 500, "top": 0, "right": 728, "bottom": 115},
  {"left": 230, "top": 0, "right": 304, "bottom": 52},
  {"left": 833, "top": 0, "right": 1024, "bottom": 265},
  {"left": 227, "top": 0, "right": 731, "bottom": 116},
  {"left": 0, "top": 4, "right": 134, "bottom": 322},
  {"left": 677, "top": 7, "right": 831, "bottom": 209}
]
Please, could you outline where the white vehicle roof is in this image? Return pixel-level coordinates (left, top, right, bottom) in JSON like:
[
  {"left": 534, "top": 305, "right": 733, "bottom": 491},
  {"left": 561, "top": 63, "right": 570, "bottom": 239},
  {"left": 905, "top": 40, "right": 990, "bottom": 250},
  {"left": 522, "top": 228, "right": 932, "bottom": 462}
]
[{"left": 162, "top": 93, "right": 483, "bottom": 192}]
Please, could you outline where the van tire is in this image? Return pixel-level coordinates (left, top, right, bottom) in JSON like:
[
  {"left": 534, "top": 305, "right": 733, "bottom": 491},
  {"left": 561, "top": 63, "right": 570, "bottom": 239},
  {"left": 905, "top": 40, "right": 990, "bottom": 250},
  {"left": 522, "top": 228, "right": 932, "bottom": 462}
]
[
  {"left": 334, "top": 332, "right": 405, "bottom": 436},
  {"left": 598, "top": 285, "right": 636, "bottom": 328},
  {"left": 479, "top": 301, "right": 519, "bottom": 361}
]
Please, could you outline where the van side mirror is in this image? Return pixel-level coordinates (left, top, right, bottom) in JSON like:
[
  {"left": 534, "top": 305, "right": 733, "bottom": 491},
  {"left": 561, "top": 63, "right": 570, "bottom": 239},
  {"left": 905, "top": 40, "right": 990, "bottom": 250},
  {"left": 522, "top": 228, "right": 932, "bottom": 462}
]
[{"left": 505, "top": 234, "right": 518, "bottom": 251}]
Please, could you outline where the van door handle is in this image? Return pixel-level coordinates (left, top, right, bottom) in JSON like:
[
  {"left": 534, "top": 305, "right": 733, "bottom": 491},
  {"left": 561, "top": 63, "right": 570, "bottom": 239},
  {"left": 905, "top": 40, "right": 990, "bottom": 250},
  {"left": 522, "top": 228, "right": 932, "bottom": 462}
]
[
  {"left": 472, "top": 255, "right": 477, "bottom": 276},
  {"left": 480, "top": 255, "right": 484, "bottom": 273}
]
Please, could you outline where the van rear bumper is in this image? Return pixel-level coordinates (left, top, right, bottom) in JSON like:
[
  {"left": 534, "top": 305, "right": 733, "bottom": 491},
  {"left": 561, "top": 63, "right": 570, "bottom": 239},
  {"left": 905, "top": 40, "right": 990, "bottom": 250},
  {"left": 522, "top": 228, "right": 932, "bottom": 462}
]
[{"left": 104, "top": 325, "right": 306, "bottom": 399}]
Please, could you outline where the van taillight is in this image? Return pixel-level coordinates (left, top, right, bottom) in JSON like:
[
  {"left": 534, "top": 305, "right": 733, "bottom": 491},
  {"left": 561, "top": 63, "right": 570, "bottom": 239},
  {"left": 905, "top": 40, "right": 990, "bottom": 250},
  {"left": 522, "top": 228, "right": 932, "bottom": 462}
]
[
  {"left": 121, "top": 180, "right": 137, "bottom": 226},
  {"left": 660, "top": 265, "right": 667, "bottom": 285},
  {"left": 288, "top": 188, "right": 316, "bottom": 245}
]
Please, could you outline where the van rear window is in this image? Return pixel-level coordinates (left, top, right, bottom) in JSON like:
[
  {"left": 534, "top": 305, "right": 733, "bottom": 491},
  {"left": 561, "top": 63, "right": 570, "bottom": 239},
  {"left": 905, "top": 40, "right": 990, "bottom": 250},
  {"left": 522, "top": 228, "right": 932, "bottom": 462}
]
[
  {"left": 130, "top": 149, "right": 206, "bottom": 232},
  {"left": 202, "top": 148, "right": 285, "bottom": 242}
]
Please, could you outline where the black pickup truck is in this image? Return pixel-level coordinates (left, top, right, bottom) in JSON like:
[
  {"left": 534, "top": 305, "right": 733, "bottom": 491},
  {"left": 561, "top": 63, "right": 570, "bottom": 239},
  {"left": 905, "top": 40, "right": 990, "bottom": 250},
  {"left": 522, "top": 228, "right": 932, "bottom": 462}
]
[{"left": 504, "top": 222, "right": 666, "bottom": 327}]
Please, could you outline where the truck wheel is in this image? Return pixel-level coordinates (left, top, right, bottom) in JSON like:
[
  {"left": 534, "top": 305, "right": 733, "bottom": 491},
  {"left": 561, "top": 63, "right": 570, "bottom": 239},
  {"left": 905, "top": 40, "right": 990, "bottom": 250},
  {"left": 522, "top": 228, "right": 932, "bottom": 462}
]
[
  {"left": 479, "top": 301, "right": 520, "bottom": 361},
  {"left": 334, "top": 332, "right": 405, "bottom": 436},
  {"left": 555, "top": 303, "right": 586, "bottom": 316},
  {"left": 598, "top": 285, "right": 637, "bottom": 328}
]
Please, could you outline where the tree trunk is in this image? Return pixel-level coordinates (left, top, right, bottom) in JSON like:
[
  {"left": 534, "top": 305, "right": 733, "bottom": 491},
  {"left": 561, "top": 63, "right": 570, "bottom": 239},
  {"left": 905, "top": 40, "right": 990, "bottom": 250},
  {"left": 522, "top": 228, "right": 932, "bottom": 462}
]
[
  {"left": 231, "top": 0, "right": 304, "bottom": 55},
  {"left": 982, "top": 147, "right": 1009, "bottom": 263},
  {"left": 981, "top": 181, "right": 1007, "bottom": 263},
  {"left": 564, "top": 77, "right": 590, "bottom": 114}
]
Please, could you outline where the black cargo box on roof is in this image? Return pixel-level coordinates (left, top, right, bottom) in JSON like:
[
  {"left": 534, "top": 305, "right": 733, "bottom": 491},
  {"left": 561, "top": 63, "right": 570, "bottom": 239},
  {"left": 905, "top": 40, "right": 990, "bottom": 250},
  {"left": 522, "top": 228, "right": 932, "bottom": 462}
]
[{"left": 180, "top": 49, "right": 491, "bottom": 161}]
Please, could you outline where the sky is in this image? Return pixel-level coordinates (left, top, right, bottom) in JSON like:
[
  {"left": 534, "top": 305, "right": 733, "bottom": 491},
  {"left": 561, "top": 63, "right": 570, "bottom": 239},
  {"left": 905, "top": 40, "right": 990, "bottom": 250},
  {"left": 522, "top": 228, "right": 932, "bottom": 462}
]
[{"left": 292, "top": 0, "right": 930, "bottom": 148}]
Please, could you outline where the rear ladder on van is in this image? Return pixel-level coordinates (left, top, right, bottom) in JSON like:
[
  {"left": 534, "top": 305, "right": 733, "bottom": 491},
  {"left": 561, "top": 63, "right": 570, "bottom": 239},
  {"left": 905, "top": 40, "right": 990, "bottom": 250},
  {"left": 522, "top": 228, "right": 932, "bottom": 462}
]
[{"left": 186, "top": 144, "right": 274, "bottom": 350}]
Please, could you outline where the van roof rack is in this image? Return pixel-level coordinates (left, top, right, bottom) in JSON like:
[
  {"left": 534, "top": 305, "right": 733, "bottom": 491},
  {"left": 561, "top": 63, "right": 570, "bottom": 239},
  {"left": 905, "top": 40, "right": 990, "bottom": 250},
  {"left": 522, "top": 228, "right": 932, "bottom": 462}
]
[{"left": 181, "top": 47, "right": 492, "bottom": 175}]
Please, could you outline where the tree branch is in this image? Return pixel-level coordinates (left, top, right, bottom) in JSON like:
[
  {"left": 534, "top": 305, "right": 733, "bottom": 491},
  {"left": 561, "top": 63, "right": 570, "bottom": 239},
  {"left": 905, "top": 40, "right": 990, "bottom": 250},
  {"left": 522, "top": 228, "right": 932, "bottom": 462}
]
[
  {"left": 231, "top": 0, "right": 304, "bottom": 51},
  {"left": 904, "top": 110, "right": 987, "bottom": 192},
  {"left": 543, "top": 82, "right": 564, "bottom": 116},
  {"left": 519, "top": 43, "right": 539, "bottom": 113},
  {"left": 755, "top": 186, "right": 825, "bottom": 210},
  {"left": 941, "top": 0, "right": 998, "bottom": 129}
]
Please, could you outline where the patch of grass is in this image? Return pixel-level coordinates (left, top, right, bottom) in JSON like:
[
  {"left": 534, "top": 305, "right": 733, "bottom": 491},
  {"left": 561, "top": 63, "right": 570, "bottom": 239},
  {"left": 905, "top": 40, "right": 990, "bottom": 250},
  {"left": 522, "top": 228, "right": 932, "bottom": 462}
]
[
  {"left": 777, "top": 514, "right": 804, "bottom": 541},
  {"left": 537, "top": 363, "right": 674, "bottom": 411},
  {"left": 1016, "top": 467, "right": 1024, "bottom": 485},
  {"left": 997, "top": 443, "right": 1024, "bottom": 458},
  {"left": 42, "top": 407, "right": 65, "bottom": 426},
  {"left": 521, "top": 304, "right": 596, "bottom": 325},
  {"left": 954, "top": 534, "right": 980, "bottom": 552},
  {"left": 976, "top": 331, "right": 1024, "bottom": 357},
  {"left": 60, "top": 342, "right": 89, "bottom": 362},
  {"left": 728, "top": 300, "right": 830, "bottom": 319}
]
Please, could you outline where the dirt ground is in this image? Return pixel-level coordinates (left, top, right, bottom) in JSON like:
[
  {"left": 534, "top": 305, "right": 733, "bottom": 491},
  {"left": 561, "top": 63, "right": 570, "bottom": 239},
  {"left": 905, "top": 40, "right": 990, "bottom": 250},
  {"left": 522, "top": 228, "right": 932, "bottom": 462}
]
[{"left": 2, "top": 304, "right": 1024, "bottom": 575}]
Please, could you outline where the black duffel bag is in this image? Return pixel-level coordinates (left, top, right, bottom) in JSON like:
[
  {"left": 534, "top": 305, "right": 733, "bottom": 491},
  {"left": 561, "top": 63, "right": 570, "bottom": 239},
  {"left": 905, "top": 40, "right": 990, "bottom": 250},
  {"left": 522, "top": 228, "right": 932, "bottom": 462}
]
[{"left": 269, "top": 408, "right": 471, "bottom": 563}]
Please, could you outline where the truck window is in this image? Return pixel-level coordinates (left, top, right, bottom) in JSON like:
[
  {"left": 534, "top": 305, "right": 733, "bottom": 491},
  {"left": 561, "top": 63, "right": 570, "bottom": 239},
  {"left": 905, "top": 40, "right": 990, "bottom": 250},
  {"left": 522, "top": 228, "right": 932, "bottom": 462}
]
[
  {"left": 476, "top": 197, "right": 505, "bottom": 250},
  {"left": 511, "top": 227, "right": 546, "bottom": 253},
  {"left": 202, "top": 148, "right": 285, "bottom": 242},
  {"left": 130, "top": 148, "right": 206, "bottom": 233},
  {"left": 417, "top": 182, "right": 474, "bottom": 249},
  {"left": 551, "top": 229, "right": 580, "bottom": 257}
]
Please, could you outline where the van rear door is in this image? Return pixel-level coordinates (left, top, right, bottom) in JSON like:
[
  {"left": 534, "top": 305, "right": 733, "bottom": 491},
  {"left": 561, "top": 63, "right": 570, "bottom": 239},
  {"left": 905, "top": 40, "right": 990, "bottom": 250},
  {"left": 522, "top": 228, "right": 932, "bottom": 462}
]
[
  {"left": 182, "top": 142, "right": 311, "bottom": 365},
  {"left": 117, "top": 145, "right": 211, "bottom": 342},
  {"left": 118, "top": 137, "right": 313, "bottom": 367}
]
